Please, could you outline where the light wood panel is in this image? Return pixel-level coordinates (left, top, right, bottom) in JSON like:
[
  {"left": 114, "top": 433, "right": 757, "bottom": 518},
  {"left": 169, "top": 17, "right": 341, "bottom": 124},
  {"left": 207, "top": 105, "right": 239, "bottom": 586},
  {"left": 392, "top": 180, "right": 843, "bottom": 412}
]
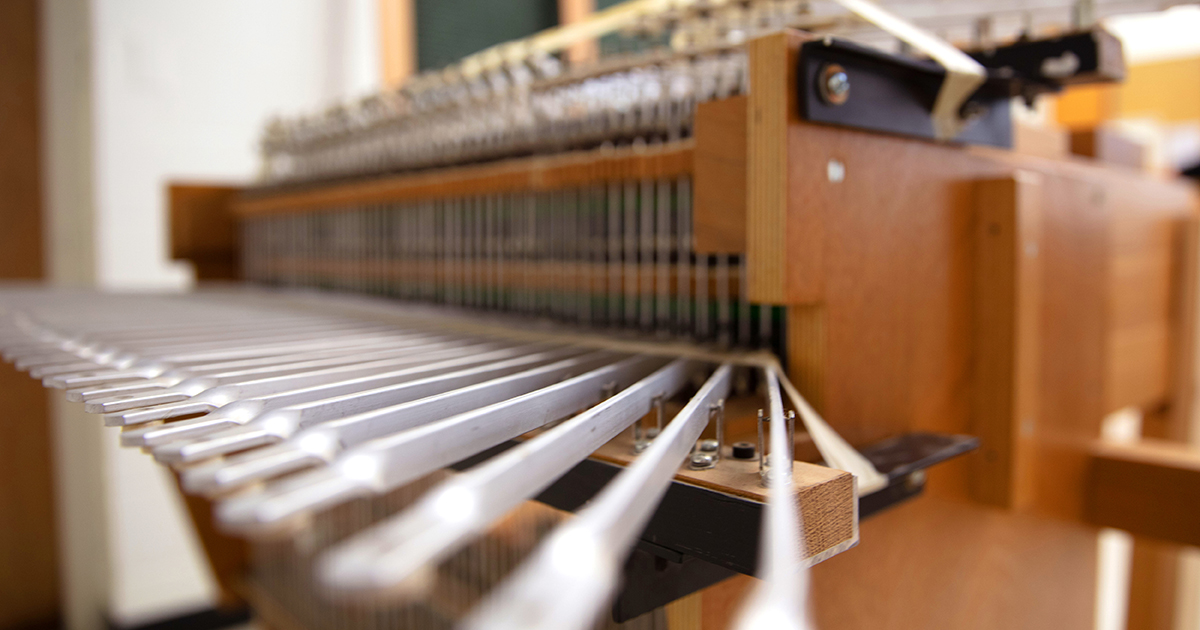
[{"left": 745, "top": 31, "right": 801, "bottom": 304}]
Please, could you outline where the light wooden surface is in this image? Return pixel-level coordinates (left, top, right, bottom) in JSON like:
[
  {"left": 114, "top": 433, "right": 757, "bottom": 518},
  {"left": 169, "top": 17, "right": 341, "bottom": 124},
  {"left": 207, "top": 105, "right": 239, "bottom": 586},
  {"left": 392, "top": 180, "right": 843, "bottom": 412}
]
[
  {"left": 693, "top": 95, "right": 748, "bottom": 254},
  {"left": 169, "top": 183, "right": 242, "bottom": 280},
  {"left": 237, "top": 143, "right": 694, "bottom": 216},
  {"left": 745, "top": 31, "right": 800, "bottom": 304},
  {"left": 970, "top": 174, "right": 1042, "bottom": 509},
  {"left": 1086, "top": 439, "right": 1200, "bottom": 547}
]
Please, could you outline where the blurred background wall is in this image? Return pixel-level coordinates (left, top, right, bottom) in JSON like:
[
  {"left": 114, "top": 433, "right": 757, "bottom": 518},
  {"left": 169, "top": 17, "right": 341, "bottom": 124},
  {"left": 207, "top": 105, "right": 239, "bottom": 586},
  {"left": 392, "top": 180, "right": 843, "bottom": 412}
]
[{"left": 33, "top": 1, "right": 380, "bottom": 629}]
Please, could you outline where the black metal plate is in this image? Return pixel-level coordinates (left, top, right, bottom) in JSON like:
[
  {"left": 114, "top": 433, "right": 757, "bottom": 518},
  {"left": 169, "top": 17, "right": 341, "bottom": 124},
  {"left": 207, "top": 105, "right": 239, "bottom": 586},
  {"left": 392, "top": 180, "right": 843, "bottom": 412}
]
[{"left": 799, "top": 39, "right": 1012, "bottom": 148}]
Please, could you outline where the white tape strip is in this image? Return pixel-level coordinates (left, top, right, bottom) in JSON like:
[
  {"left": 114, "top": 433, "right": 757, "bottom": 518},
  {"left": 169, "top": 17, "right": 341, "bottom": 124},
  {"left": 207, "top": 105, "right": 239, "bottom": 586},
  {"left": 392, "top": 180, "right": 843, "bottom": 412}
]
[{"left": 833, "top": 0, "right": 987, "bottom": 141}]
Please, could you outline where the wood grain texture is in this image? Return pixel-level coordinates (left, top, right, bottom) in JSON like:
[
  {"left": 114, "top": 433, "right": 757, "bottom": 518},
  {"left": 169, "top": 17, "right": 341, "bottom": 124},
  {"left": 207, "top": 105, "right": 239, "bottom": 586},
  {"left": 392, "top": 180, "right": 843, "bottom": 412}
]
[
  {"left": 745, "top": 31, "right": 801, "bottom": 304},
  {"left": 1086, "top": 439, "right": 1200, "bottom": 547},
  {"left": 237, "top": 143, "right": 694, "bottom": 216},
  {"left": 692, "top": 96, "right": 747, "bottom": 254},
  {"left": 169, "top": 183, "right": 243, "bottom": 280},
  {"left": 970, "top": 174, "right": 1042, "bottom": 509}
]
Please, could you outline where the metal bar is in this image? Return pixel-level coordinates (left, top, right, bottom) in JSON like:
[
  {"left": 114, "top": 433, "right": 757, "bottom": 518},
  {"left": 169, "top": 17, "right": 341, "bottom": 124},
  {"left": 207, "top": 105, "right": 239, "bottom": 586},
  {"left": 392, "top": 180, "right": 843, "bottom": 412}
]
[
  {"left": 187, "top": 353, "right": 656, "bottom": 501},
  {"left": 460, "top": 364, "right": 732, "bottom": 630},
  {"left": 146, "top": 347, "right": 594, "bottom": 461},
  {"left": 731, "top": 368, "right": 810, "bottom": 629},
  {"left": 310, "top": 358, "right": 695, "bottom": 598},
  {"left": 100, "top": 341, "right": 538, "bottom": 425}
]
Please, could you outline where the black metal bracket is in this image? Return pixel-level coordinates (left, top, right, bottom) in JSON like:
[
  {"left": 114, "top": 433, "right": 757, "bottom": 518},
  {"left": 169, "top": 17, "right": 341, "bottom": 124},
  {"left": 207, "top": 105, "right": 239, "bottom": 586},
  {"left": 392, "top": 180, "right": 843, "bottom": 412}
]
[
  {"left": 965, "top": 28, "right": 1125, "bottom": 103},
  {"left": 799, "top": 38, "right": 1014, "bottom": 147},
  {"left": 798, "top": 27, "right": 1125, "bottom": 147}
]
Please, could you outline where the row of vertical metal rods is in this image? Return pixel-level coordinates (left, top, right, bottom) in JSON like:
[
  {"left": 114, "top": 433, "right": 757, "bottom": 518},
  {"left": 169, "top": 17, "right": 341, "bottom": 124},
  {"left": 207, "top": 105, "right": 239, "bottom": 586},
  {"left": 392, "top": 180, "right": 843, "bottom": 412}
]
[{"left": 242, "top": 177, "right": 775, "bottom": 349}]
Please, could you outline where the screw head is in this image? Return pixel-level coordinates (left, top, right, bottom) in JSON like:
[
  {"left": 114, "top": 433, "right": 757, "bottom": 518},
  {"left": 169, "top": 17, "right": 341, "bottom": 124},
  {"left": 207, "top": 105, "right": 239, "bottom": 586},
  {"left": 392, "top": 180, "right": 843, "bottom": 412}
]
[
  {"left": 698, "top": 439, "right": 719, "bottom": 452},
  {"left": 819, "top": 64, "right": 850, "bottom": 105},
  {"left": 690, "top": 452, "right": 716, "bottom": 469}
]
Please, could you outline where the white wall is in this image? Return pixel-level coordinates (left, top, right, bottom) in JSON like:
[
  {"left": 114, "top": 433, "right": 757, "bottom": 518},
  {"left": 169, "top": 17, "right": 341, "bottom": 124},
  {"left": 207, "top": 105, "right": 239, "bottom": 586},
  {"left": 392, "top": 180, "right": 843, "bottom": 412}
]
[
  {"left": 41, "top": 1, "right": 380, "bottom": 627},
  {"left": 91, "top": 0, "right": 381, "bottom": 290}
]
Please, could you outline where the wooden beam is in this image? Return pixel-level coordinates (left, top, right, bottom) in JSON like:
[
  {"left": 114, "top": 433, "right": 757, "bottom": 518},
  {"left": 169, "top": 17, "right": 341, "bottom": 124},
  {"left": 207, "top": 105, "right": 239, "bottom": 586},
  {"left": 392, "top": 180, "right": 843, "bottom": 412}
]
[
  {"left": 1086, "top": 439, "right": 1200, "bottom": 547},
  {"left": 236, "top": 143, "right": 694, "bottom": 216},
  {"left": 970, "top": 173, "right": 1043, "bottom": 509},
  {"left": 379, "top": 0, "right": 416, "bottom": 87}
]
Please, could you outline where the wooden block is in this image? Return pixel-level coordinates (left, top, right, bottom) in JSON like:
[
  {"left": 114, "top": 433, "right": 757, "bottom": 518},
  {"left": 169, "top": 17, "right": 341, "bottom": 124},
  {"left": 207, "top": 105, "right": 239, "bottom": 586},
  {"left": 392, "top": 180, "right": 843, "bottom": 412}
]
[
  {"left": 592, "top": 432, "right": 857, "bottom": 567},
  {"left": 169, "top": 183, "right": 243, "bottom": 280},
  {"left": 1086, "top": 439, "right": 1200, "bottom": 547},
  {"left": 693, "top": 96, "right": 748, "bottom": 254},
  {"left": 970, "top": 173, "right": 1043, "bottom": 509}
]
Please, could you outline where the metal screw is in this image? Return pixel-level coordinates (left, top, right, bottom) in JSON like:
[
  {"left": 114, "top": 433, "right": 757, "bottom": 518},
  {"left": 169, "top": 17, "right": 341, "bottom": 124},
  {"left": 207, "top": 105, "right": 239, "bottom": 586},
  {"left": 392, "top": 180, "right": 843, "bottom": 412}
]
[
  {"left": 698, "top": 439, "right": 719, "bottom": 452},
  {"left": 690, "top": 451, "right": 716, "bottom": 470},
  {"left": 819, "top": 64, "right": 850, "bottom": 106},
  {"left": 905, "top": 469, "right": 927, "bottom": 491}
]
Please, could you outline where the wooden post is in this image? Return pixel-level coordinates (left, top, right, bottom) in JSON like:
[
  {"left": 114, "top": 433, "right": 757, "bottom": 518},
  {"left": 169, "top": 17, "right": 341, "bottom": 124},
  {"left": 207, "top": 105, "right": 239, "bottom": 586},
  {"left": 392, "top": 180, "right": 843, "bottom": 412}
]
[
  {"left": 557, "top": 0, "right": 597, "bottom": 65},
  {"left": 970, "top": 173, "right": 1043, "bottom": 509},
  {"left": 379, "top": 0, "right": 416, "bottom": 87}
]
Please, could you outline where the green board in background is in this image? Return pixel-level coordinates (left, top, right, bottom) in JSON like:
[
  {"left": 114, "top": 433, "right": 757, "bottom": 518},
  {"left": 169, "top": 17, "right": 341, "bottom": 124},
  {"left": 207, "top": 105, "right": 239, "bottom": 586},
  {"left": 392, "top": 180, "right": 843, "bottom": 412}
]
[{"left": 415, "top": 0, "right": 560, "bottom": 71}]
